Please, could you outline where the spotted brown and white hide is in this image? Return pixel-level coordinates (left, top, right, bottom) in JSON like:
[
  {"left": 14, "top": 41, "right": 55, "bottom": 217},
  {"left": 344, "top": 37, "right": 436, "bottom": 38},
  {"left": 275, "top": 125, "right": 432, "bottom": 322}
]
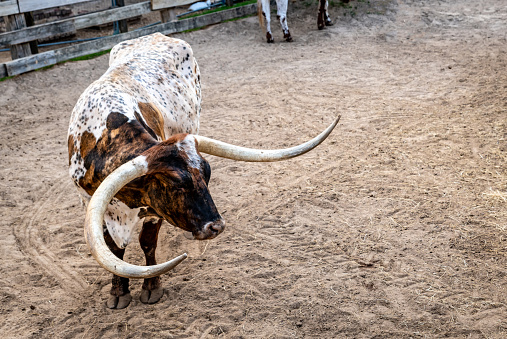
[
  {"left": 68, "top": 33, "right": 202, "bottom": 249},
  {"left": 257, "top": 0, "right": 333, "bottom": 43}
]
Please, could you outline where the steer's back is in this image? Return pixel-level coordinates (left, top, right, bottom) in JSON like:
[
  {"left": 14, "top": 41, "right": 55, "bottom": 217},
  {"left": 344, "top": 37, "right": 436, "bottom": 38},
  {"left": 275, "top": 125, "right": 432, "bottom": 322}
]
[{"left": 68, "top": 32, "right": 201, "bottom": 201}]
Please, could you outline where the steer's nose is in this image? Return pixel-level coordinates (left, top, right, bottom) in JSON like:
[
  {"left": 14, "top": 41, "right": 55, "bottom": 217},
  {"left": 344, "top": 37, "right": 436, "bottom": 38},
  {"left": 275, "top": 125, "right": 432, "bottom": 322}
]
[{"left": 202, "top": 219, "right": 225, "bottom": 238}]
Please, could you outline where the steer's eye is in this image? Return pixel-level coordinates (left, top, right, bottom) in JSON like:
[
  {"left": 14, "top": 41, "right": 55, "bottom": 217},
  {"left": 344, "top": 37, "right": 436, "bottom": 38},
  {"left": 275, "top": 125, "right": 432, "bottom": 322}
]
[{"left": 174, "top": 173, "right": 194, "bottom": 190}]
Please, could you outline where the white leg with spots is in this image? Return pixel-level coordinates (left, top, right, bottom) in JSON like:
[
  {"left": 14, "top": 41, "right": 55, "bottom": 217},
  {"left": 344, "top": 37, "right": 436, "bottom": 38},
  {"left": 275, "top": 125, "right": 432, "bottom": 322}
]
[
  {"left": 260, "top": 0, "right": 274, "bottom": 43},
  {"left": 276, "top": 0, "right": 292, "bottom": 41},
  {"left": 104, "top": 198, "right": 143, "bottom": 249}
]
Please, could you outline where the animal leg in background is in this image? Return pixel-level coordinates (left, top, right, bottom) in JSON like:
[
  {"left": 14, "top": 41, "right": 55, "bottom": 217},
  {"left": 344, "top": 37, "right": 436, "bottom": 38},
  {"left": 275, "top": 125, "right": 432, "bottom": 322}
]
[
  {"left": 260, "top": 0, "right": 274, "bottom": 43},
  {"left": 318, "top": 0, "right": 333, "bottom": 30},
  {"left": 139, "top": 219, "right": 164, "bottom": 304},
  {"left": 104, "top": 229, "right": 132, "bottom": 309},
  {"left": 276, "top": 0, "right": 292, "bottom": 42}
]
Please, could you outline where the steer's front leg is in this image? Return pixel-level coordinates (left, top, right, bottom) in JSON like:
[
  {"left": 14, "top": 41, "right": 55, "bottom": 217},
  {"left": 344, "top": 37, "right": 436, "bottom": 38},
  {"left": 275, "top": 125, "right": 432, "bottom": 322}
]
[
  {"left": 260, "top": 0, "right": 274, "bottom": 43},
  {"left": 104, "top": 229, "right": 132, "bottom": 309},
  {"left": 139, "top": 219, "right": 164, "bottom": 304}
]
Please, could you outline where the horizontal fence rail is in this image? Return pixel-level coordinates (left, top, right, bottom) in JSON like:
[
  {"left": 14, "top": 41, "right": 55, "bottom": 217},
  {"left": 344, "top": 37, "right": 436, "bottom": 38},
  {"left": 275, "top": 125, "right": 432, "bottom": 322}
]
[
  {"left": 1, "top": 0, "right": 94, "bottom": 16},
  {"left": 0, "top": 3, "right": 257, "bottom": 77},
  {"left": 0, "top": 1, "right": 257, "bottom": 77},
  {"left": 0, "top": 1, "right": 19, "bottom": 16},
  {"left": 0, "top": 2, "right": 152, "bottom": 46}
]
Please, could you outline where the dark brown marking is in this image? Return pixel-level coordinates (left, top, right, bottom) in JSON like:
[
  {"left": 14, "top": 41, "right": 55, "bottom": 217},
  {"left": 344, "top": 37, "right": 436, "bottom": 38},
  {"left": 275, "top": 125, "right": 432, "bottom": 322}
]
[
  {"left": 144, "top": 134, "right": 188, "bottom": 174},
  {"left": 78, "top": 118, "right": 158, "bottom": 204},
  {"left": 68, "top": 135, "right": 75, "bottom": 165},
  {"left": 139, "top": 219, "right": 163, "bottom": 291},
  {"left": 79, "top": 161, "right": 99, "bottom": 195},
  {"left": 106, "top": 112, "right": 129, "bottom": 130},
  {"left": 80, "top": 131, "right": 96, "bottom": 159},
  {"left": 104, "top": 228, "right": 130, "bottom": 297}
]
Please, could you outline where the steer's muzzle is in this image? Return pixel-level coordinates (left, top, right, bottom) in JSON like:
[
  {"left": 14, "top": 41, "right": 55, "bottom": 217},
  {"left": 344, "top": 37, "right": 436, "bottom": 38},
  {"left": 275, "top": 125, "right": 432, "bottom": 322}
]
[{"left": 193, "top": 219, "right": 226, "bottom": 240}]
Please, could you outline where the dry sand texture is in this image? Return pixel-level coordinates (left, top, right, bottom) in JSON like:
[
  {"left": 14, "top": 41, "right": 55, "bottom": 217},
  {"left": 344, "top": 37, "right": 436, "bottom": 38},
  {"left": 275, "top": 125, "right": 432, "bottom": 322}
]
[{"left": 0, "top": 0, "right": 506, "bottom": 337}]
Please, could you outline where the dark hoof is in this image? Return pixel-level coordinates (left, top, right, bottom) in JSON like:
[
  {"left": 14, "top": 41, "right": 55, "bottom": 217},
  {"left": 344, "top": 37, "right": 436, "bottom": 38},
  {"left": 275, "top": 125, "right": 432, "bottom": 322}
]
[
  {"left": 284, "top": 32, "right": 293, "bottom": 42},
  {"left": 140, "top": 286, "right": 164, "bottom": 304},
  {"left": 318, "top": 24, "right": 325, "bottom": 30},
  {"left": 106, "top": 293, "right": 132, "bottom": 309},
  {"left": 266, "top": 32, "right": 274, "bottom": 43},
  {"left": 326, "top": 20, "right": 334, "bottom": 27}
]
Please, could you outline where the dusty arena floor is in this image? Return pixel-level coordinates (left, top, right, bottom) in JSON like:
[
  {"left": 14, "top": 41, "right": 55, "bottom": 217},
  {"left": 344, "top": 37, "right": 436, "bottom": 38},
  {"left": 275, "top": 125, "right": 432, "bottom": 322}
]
[{"left": 1, "top": 0, "right": 506, "bottom": 337}]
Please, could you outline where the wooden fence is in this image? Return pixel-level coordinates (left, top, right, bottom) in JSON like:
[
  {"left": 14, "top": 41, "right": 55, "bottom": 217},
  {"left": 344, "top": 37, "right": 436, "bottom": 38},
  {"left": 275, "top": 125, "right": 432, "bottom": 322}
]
[{"left": 0, "top": 0, "right": 256, "bottom": 77}]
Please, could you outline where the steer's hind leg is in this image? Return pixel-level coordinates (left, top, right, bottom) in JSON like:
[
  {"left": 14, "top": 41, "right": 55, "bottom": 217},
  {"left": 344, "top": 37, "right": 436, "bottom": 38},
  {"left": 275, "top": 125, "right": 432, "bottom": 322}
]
[
  {"left": 104, "top": 229, "right": 132, "bottom": 309},
  {"left": 318, "top": 0, "right": 333, "bottom": 30},
  {"left": 276, "top": 0, "right": 292, "bottom": 42},
  {"left": 139, "top": 219, "right": 164, "bottom": 304}
]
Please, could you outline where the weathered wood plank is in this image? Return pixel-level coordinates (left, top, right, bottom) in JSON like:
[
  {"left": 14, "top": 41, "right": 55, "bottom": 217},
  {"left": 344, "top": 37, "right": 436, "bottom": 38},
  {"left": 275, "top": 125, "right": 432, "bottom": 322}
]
[
  {"left": 0, "top": 2, "right": 151, "bottom": 46},
  {"left": 53, "top": 32, "right": 145, "bottom": 62},
  {"left": 18, "top": 0, "right": 92, "bottom": 13},
  {"left": 74, "top": 1, "right": 150, "bottom": 30},
  {"left": 151, "top": 0, "right": 198, "bottom": 11},
  {"left": 3, "top": 4, "right": 258, "bottom": 76},
  {"left": 5, "top": 13, "right": 32, "bottom": 59},
  {"left": 0, "top": 0, "right": 19, "bottom": 16},
  {"left": 5, "top": 50, "right": 56, "bottom": 75},
  {"left": 0, "top": 20, "right": 76, "bottom": 46}
]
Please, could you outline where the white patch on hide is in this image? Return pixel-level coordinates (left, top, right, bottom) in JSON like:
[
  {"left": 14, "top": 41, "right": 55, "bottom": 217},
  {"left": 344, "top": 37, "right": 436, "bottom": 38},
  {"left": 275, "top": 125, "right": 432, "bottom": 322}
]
[
  {"left": 104, "top": 198, "right": 142, "bottom": 249},
  {"left": 181, "top": 135, "right": 201, "bottom": 169}
]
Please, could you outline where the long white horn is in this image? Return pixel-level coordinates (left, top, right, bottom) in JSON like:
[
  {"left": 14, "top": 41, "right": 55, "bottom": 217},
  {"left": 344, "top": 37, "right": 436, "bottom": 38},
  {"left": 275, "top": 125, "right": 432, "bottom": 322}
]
[
  {"left": 84, "top": 155, "right": 187, "bottom": 279},
  {"left": 194, "top": 116, "right": 340, "bottom": 162}
]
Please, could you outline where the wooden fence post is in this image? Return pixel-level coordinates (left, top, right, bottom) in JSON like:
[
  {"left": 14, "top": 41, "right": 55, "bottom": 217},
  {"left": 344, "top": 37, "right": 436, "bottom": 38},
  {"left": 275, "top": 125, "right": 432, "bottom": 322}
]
[
  {"left": 115, "top": 0, "right": 128, "bottom": 33},
  {"left": 160, "top": 8, "right": 176, "bottom": 23},
  {"left": 5, "top": 13, "right": 32, "bottom": 59},
  {"left": 24, "top": 12, "right": 39, "bottom": 54}
]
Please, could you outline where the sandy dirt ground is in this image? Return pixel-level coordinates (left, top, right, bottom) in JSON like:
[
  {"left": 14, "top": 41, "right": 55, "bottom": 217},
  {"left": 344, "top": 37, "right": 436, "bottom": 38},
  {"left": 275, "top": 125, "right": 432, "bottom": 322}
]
[{"left": 1, "top": 0, "right": 506, "bottom": 337}]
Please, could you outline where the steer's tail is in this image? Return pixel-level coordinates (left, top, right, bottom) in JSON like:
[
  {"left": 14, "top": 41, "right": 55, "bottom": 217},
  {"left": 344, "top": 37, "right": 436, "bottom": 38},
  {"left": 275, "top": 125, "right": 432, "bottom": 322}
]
[{"left": 257, "top": 0, "right": 265, "bottom": 31}]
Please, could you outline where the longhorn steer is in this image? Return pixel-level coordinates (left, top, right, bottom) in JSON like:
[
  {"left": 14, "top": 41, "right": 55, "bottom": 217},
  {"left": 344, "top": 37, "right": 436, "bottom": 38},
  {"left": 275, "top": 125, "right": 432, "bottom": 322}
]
[
  {"left": 68, "top": 33, "right": 339, "bottom": 309},
  {"left": 257, "top": 0, "right": 333, "bottom": 43}
]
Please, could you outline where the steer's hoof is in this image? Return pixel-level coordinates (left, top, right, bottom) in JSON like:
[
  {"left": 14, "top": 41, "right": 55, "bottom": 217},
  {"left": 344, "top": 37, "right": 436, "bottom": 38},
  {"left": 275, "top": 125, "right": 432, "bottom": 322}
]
[
  {"left": 326, "top": 19, "right": 334, "bottom": 27},
  {"left": 140, "top": 286, "right": 164, "bottom": 304},
  {"left": 266, "top": 32, "right": 274, "bottom": 43},
  {"left": 106, "top": 293, "right": 132, "bottom": 309}
]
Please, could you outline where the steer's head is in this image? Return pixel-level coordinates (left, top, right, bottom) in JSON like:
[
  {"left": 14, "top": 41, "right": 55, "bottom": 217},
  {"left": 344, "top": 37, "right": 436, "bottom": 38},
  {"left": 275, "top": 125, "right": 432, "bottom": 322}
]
[
  {"left": 143, "top": 134, "right": 225, "bottom": 240},
  {"left": 84, "top": 116, "right": 340, "bottom": 279}
]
